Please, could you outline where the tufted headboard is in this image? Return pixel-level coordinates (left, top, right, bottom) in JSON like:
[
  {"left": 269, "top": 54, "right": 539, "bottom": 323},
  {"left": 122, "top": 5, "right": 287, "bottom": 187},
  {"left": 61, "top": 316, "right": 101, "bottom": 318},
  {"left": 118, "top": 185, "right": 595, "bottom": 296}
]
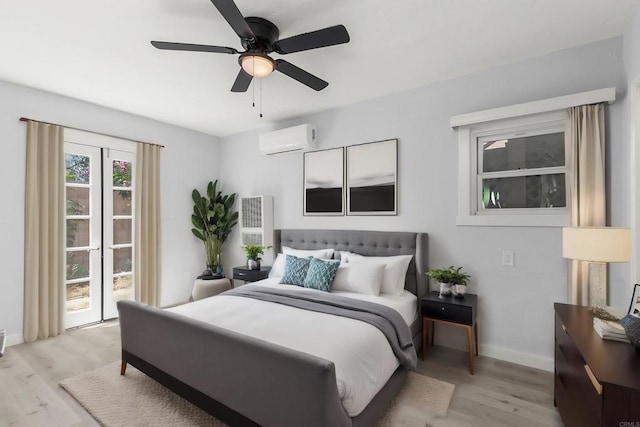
[{"left": 274, "top": 229, "right": 428, "bottom": 301}]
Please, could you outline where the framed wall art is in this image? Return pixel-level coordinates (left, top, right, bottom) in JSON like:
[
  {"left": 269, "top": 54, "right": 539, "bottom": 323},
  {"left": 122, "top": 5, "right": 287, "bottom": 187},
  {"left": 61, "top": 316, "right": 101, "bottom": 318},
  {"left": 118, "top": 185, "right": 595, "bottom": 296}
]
[
  {"left": 303, "top": 147, "right": 344, "bottom": 216},
  {"left": 629, "top": 283, "right": 640, "bottom": 316},
  {"left": 346, "top": 139, "right": 397, "bottom": 215}
]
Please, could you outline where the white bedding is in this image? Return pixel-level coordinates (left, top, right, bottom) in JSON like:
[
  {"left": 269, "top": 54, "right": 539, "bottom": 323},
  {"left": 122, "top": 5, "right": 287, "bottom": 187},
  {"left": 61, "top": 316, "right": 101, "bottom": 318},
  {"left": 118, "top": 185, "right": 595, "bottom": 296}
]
[{"left": 167, "top": 277, "right": 418, "bottom": 417}]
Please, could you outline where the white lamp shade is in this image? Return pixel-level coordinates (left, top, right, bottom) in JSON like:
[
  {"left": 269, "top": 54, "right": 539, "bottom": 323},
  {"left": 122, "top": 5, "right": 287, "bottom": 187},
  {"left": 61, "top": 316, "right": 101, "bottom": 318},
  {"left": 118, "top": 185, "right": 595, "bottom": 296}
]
[
  {"left": 241, "top": 55, "right": 274, "bottom": 78},
  {"left": 562, "top": 227, "right": 631, "bottom": 262}
]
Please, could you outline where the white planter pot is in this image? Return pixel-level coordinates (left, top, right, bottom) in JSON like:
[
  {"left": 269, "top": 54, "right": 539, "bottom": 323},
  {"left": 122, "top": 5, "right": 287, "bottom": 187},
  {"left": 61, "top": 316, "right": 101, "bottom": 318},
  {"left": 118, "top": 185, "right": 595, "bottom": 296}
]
[
  {"left": 453, "top": 284, "right": 467, "bottom": 297},
  {"left": 438, "top": 282, "right": 452, "bottom": 296}
]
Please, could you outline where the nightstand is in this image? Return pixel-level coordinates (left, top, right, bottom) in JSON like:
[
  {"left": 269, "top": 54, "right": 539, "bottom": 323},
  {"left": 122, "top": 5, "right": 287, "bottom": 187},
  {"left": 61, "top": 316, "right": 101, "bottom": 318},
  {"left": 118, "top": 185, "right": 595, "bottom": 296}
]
[
  {"left": 421, "top": 291, "right": 478, "bottom": 374},
  {"left": 232, "top": 266, "right": 271, "bottom": 283}
]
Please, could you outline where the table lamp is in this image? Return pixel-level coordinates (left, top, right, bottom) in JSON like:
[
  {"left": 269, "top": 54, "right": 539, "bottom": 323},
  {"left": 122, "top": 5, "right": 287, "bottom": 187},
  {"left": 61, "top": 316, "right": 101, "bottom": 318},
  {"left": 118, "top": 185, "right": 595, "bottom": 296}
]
[{"left": 562, "top": 227, "right": 631, "bottom": 307}]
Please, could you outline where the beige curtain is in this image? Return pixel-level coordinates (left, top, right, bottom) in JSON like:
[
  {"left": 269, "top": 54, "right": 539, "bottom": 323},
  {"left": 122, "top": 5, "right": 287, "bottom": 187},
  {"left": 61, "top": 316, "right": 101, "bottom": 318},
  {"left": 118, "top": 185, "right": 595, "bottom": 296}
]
[
  {"left": 24, "top": 121, "right": 65, "bottom": 342},
  {"left": 567, "top": 104, "right": 606, "bottom": 305},
  {"left": 134, "top": 143, "right": 161, "bottom": 306}
]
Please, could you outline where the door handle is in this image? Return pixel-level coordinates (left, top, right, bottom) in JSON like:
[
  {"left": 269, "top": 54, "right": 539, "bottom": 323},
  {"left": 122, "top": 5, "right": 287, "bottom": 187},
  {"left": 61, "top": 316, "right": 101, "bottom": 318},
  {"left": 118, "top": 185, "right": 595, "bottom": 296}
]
[{"left": 87, "top": 246, "right": 100, "bottom": 252}]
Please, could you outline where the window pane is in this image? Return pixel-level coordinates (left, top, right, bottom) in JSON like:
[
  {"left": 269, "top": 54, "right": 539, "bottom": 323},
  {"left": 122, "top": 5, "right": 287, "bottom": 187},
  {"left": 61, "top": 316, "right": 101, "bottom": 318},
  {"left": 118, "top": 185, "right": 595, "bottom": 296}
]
[
  {"left": 113, "top": 247, "right": 132, "bottom": 274},
  {"left": 114, "top": 190, "right": 132, "bottom": 215},
  {"left": 66, "top": 187, "right": 90, "bottom": 215},
  {"left": 67, "top": 219, "right": 90, "bottom": 247},
  {"left": 113, "top": 219, "right": 132, "bottom": 245},
  {"left": 482, "top": 174, "right": 566, "bottom": 209},
  {"left": 65, "top": 154, "right": 90, "bottom": 184},
  {"left": 66, "top": 251, "right": 90, "bottom": 280},
  {"left": 481, "top": 132, "right": 564, "bottom": 173},
  {"left": 113, "top": 274, "right": 133, "bottom": 302},
  {"left": 66, "top": 281, "right": 90, "bottom": 312},
  {"left": 113, "top": 160, "right": 132, "bottom": 188}
]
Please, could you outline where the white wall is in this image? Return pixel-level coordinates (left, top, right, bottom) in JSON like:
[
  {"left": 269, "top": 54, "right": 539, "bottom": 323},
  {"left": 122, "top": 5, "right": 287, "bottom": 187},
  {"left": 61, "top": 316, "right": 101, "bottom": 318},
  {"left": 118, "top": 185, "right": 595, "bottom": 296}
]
[
  {"left": 0, "top": 79, "right": 220, "bottom": 345},
  {"left": 219, "top": 37, "right": 628, "bottom": 370},
  {"left": 624, "top": 9, "right": 640, "bottom": 289}
]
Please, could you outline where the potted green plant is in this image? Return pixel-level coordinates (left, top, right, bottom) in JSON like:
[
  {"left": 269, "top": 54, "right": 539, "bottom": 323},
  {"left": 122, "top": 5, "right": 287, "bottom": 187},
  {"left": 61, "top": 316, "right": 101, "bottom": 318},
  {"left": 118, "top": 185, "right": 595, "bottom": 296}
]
[
  {"left": 426, "top": 266, "right": 455, "bottom": 296},
  {"left": 243, "top": 245, "right": 271, "bottom": 270},
  {"left": 449, "top": 266, "right": 471, "bottom": 297},
  {"left": 191, "top": 180, "right": 238, "bottom": 275}
]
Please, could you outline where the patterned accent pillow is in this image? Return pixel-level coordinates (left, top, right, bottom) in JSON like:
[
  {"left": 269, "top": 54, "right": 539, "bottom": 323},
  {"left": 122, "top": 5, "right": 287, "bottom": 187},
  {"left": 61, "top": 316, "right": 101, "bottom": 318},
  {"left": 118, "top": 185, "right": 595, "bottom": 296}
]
[
  {"left": 303, "top": 258, "right": 340, "bottom": 292},
  {"left": 280, "top": 255, "right": 311, "bottom": 286}
]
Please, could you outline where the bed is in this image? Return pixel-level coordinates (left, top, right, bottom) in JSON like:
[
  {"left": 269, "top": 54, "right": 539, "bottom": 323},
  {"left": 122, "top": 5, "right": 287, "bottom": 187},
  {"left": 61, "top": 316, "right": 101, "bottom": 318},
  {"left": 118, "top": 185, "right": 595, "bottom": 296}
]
[{"left": 117, "top": 229, "right": 428, "bottom": 426}]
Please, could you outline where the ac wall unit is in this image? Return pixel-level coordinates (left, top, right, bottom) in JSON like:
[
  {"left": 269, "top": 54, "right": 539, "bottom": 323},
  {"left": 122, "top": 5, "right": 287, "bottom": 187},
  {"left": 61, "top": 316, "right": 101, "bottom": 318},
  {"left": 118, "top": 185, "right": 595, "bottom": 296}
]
[
  {"left": 259, "top": 124, "right": 317, "bottom": 155},
  {"left": 240, "top": 196, "right": 274, "bottom": 247}
]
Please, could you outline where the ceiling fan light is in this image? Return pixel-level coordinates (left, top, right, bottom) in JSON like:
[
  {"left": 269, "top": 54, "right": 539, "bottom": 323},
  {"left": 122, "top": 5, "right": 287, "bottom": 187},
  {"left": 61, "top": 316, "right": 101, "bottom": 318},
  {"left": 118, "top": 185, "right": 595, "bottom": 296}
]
[{"left": 241, "top": 55, "right": 274, "bottom": 78}]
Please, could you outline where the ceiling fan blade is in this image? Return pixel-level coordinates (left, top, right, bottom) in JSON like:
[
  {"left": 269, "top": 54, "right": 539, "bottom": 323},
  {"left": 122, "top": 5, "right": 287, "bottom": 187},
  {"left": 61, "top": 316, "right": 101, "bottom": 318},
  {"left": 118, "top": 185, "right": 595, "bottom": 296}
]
[
  {"left": 151, "top": 41, "right": 238, "bottom": 54},
  {"left": 210, "top": 0, "right": 254, "bottom": 40},
  {"left": 231, "top": 69, "right": 253, "bottom": 92},
  {"left": 274, "top": 25, "right": 350, "bottom": 54},
  {"left": 275, "top": 59, "right": 328, "bottom": 91}
]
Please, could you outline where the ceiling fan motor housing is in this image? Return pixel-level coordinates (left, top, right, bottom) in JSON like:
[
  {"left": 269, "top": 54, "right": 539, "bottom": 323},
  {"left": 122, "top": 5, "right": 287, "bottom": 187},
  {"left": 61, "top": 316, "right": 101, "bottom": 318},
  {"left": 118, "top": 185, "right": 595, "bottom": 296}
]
[{"left": 242, "top": 17, "right": 279, "bottom": 52}]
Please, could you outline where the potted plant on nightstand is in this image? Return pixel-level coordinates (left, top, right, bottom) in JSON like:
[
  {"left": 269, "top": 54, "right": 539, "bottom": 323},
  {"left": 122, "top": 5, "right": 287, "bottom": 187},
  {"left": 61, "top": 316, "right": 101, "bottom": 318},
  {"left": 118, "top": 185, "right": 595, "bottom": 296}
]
[
  {"left": 243, "top": 245, "right": 271, "bottom": 270},
  {"left": 426, "top": 267, "right": 455, "bottom": 296},
  {"left": 450, "top": 266, "right": 471, "bottom": 297}
]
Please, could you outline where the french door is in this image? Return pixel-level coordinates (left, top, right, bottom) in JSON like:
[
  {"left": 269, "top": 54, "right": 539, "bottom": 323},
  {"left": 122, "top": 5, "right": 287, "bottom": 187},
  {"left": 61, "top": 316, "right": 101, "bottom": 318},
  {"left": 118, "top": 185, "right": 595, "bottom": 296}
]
[{"left": 64, "top": 143, "right": 135, "bottom": 328}]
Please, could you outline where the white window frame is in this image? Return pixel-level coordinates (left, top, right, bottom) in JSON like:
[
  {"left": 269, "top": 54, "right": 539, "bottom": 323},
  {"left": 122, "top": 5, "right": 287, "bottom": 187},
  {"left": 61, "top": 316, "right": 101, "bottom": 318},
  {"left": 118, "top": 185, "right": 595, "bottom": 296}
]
[{"left": 452, "top": 88, "right": 615, "bottom": 227}]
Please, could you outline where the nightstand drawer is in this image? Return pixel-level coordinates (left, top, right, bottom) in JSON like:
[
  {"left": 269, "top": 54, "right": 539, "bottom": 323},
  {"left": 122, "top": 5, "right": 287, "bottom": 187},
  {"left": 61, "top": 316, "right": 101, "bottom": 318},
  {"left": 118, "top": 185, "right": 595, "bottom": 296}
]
[
  {"left": 232, "top": 266, "right": 271, "bottom": 283},
  {"left": 421, "top": 299, "right": 472, "bottom": 325}
]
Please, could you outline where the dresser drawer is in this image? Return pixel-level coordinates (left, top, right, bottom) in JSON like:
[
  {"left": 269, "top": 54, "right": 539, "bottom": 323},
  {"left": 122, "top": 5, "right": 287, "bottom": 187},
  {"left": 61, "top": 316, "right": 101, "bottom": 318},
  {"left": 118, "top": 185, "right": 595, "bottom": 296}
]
[
  {"left": 421, "top": 299, "right": 472, "bottom": 325},
  {"left": 555, "top": 315, "right": 583, "bottom": 366},
  {"left": 555, "top": 316, "right": 602, "bottom": 425}
]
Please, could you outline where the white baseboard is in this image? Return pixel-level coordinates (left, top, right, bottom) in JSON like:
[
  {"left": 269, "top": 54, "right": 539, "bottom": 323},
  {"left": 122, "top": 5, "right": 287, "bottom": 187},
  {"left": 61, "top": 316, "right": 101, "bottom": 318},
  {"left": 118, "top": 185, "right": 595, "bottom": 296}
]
[
  {"left": 6, "top": 334, "right": 24, "bottom": 347},
  {"left": 480, "top": 343, "right": 553, "bottom": 372}
]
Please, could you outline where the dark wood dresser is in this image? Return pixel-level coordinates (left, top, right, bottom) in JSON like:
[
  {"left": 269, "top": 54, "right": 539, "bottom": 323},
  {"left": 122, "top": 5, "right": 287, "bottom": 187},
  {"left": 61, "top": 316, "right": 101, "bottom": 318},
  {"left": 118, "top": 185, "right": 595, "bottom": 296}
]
[{"left": 554, "top": 303, "right": 640, "bottom": 426}]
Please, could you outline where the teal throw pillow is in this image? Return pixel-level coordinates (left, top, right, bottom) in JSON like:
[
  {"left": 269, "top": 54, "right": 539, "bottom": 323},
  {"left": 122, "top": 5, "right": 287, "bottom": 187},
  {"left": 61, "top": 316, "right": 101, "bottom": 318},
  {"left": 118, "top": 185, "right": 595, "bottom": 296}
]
[
  {"left": 303, "top": 258, "right": 340, "bottom": 292},
  {"left": 280, "top": 255, "right": 311, "bottom": 286}
]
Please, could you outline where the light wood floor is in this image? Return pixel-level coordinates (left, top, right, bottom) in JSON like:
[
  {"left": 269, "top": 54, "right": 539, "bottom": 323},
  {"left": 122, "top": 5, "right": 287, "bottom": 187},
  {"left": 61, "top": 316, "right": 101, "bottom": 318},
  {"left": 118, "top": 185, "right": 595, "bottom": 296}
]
[{"left": 0, "top": 322, "right": 562, "bottom": 427}]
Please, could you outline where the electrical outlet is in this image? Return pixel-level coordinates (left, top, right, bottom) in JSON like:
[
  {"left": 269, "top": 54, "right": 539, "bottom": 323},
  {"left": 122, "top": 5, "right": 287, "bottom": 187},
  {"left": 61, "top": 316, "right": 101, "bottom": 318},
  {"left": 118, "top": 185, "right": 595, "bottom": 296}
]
[{"left": 502, "top": 250, "right": 514, "bottom": 267}]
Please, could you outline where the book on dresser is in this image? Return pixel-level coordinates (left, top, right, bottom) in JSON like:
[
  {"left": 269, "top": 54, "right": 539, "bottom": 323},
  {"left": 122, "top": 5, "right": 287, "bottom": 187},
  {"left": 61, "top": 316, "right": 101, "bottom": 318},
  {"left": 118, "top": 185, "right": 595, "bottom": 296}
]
[{"left": 592, "top": 318, "right": 629, "bottom": 343}]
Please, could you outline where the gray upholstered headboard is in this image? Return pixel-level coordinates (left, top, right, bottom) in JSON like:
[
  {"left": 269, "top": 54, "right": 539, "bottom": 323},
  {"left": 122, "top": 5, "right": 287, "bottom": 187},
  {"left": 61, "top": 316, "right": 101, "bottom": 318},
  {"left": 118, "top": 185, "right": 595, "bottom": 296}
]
[{"left": 274, "top": 229, "right": 428, "bottom": 301}]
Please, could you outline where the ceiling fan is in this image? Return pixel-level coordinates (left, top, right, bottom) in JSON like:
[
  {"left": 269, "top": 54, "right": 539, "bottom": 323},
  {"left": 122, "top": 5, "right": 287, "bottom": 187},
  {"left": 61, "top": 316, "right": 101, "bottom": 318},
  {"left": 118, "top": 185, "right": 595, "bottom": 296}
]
[{"left": 151, "top": 0, "right": 350, "bottom": 92}]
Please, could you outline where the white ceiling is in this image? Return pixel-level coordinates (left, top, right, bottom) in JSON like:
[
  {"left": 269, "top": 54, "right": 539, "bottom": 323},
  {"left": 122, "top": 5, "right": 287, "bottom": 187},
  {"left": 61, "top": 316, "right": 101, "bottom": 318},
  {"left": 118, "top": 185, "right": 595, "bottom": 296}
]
[{"left": 0, "top": 0, "right": 638, "bottom": 137}]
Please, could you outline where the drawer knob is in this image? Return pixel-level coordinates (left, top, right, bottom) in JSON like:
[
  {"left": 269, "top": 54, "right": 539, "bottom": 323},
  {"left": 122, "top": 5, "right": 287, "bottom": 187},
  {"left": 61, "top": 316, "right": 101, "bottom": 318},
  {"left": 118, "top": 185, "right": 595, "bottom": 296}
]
[{"left": 441, "top": 307, "right": 445, "bottom": 311}]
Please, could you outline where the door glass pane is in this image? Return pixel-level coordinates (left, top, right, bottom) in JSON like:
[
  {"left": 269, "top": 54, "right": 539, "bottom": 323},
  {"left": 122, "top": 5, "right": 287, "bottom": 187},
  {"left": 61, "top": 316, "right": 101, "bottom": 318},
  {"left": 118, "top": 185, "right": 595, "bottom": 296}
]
[
  {"left": 481, "top": 132, "right": 565, "bottom": 173},
  {"left": 65, "top": 154, "right": 90, "bottom": 183},
  {"left": 66, "top": 219, "right": 90, "bottom": 247},
  {"left": 66, "top": 281, "right": 90, "bottom": 312},
  {"left": 482, "top": 174, "right": 566, "bottom": 209},
  {"left": 113, "top": 247, "right": 132, "bottom": 274},
  {"left": 113, "top": 274, "right": 133, "bottom": 302},
  {"left": 66, "top": 187, "right": 90, "bottom": 215},
  {"left": 113, "top": 190, "right": 132, "bottom": 215},
  {"left": 113, "top": 219, "right": 132, "bottom": 244},
  {"left": 113, "top": 160, "right": 131, "bottom": 188},
  {"left": 66, "top": 251, "right": 90, "bottom": 280}
]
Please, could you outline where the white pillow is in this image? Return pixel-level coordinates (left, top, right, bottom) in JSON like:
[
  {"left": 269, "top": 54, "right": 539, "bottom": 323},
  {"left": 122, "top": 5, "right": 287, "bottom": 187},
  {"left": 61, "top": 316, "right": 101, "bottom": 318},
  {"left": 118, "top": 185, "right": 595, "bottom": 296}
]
[
  {"left": 268, "top": 253, "right": 286, "bottom": 278},
  {"left": 341, "top": 252, "right": 413, "bottom": 296},
  {"left": 332, "top": 263, "right": 385, "bottom": 295},
  {"left": 282, "top": 246, "right": 335, "bottom": 260},
  {"left": 268, "top": 247, "right": 336, "bottom": 278}
]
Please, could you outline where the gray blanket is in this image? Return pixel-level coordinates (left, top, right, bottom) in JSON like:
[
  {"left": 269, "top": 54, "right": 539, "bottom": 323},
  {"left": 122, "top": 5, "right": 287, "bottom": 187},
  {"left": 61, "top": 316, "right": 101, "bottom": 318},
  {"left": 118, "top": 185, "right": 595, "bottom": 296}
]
[{"left": 225, "top": 284, "right": 418, "bottom": 368}]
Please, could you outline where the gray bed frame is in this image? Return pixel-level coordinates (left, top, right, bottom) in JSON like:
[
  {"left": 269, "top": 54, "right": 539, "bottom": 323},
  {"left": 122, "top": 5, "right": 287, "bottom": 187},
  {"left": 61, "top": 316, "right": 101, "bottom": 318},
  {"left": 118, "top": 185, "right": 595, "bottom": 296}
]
[{"left": 118, "top": 229, "right": 428, "bottom": 427}]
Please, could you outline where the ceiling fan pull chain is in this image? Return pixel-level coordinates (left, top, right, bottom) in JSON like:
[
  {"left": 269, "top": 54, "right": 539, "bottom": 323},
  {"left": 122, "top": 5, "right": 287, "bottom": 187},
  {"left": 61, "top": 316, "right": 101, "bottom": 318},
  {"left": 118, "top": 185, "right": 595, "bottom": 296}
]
[
  {"left": 260, "top": 78, "right": 263, "bottom": 118},
  {"left": 252, "top": 61, "right": 256, "bottom": 108}
]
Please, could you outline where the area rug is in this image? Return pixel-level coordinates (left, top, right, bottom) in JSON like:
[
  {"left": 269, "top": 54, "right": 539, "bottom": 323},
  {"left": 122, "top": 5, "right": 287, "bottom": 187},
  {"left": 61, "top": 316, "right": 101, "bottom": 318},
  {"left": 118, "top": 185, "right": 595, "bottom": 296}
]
[{"left": 60, "top": 362, "right": 455, "bottom": 426}]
